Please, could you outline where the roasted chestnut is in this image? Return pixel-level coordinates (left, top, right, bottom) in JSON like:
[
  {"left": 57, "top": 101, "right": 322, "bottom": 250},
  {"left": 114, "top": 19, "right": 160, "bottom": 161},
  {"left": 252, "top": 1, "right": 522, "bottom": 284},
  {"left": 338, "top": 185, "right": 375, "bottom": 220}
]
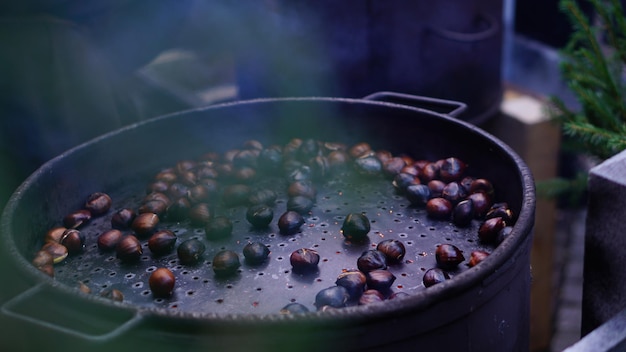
[
  {"left": 366, "top": 269, "right": 396, "bottom": 291},
  {"left": 222, "top": 184, "right": 251, "bottom": 207},
  {"left": 357, "top": 250, "right": 387, "bottom": 272},
  {"left": 177, "top": 238, "right": 206, "bottom": 265},
  {"left": 116, "top": 235, "right": 143, "bottom": 262},
  {"left": 423, "top": 267, "right": 450, "bottom": 287},
  {"left": 376, "top": 239, "right": 406, "bottom": 263},
  {"left": 452, "top": 199, "right": 474, "bottom": 227},
  {"left": 467, "top": 192, "right": 492, "bottom": 218},
  {"left": 485, "top": 203, "right": 515, "bottom": 223},
  {"left": 205, "top": 216, "right": 233, "bottom": 240},
  {"left": 212, "top": 250, "right": 241, "bottom": 277},
  {"left": 45, "top": 226, "right": 67, "bottom": 244},
  {"left": 426, "top": 198, "right": 453, "bottom": 220},
  {"left": 97, "top": 229, "right": 123, "bottom": 251},
  {"left": 427, "top": 180, "right": 446, "bottom": 199},
  {"left": 280, "top": 302, "right": 310, "bottom": 314},
  {"left": 435, "top": 244, "right": 465, "bottom": 269},
  {"left": 353, "top": 155, "right": 383, "bottom": 177},
  {"left": 348, "top": 142, "right": 371, "bottom": 159},
  {"left": 245, "top": 204, "right": 274, "bottom": 228},
  {"left": 392, "top": 172, "right": 420, "bottom": 193},
  {"left": 149, "top": 267, "right": 176, "bottom": 297},
  {"left": 442, "top": 181, "right": 467, "bottom": 205},
  {"left": 148, "top": 230, "right": 177, "bottom": 256},
  {"left": 290, "top": 248, "right": 320, "bottom": 273},
  {"left": 63, "top": 209, "right": 92, "bottom": 229},
  {"left": 242, "top": 242, "right": 270, "bottom": 265},
  {"left": 41, "top": 242, "right": 68, "bottom": 264},
  {"left": 341, "top": 213, "right": 371, "bottom": 242},
  {"left": 314, "top": 286, "right": 349, "bottom": 309},
  {"left": 479, "top": 217, "right": 507, "bottom": 243},
  {"left": 469, "top": 250, "right": 490, "bottom": 267},
  {"left": 287, "top": 196, "right": 315, "bottom": 214},
  {"left": 358, "top": 289, "right": 386, "bottom": 305},
  {"left": 165, "top": 197, "right": 191, "bottom": 222},
  {"left": 405, "top": 184, "right": 431, "bottom": 206},
  {"left": 248, "top": 189, "right": 278, "bottom": 206},
  {"left": 439, "top": 157, "right": 466, "bottom": 182},
  {"left": 335, "top": 270, "right": 367, "bottom": 300},
  {"left": 60, "top": 229, "right": 84, "bottom": 255},
  {"left": 111, "top": 208, "right": 136, "bottom": 229},
  {"left": 84, "top": 192, "right": 112, "bottom": 216},
  {"left": 138, "top": 200, "right": 168, "bottom": 216},
  {"left": 188, "top": 203, "right": 212, "bottom": 225},
  {"left": 287, "top": 180, "right": 316, "bottom": 200},
  {"left": 278, "top": 211, "right": 305, "bottom": 235},
  {"left": 131, "top": 212, "right": 159, "bottom": 237}
]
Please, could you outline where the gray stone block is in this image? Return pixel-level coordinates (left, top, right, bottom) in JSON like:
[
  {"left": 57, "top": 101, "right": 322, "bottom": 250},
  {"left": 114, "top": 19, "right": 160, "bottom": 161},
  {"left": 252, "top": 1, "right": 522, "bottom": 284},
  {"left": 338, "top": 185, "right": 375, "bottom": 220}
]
[{"left": 582, "top": 149, "right": 626, "bottom": 336}]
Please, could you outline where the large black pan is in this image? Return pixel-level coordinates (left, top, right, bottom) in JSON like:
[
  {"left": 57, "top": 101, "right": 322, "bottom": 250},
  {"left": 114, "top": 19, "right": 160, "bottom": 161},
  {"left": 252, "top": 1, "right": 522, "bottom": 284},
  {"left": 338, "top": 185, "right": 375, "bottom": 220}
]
[{"left": 0, "top": 93, "right": 534, "bottom": 352}]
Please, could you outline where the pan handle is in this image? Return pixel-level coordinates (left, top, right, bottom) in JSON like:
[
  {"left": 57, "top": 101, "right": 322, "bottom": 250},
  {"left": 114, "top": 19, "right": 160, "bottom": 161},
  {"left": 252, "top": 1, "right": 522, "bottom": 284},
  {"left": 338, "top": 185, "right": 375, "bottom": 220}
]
[
  {"left": 363, "top": 91, "right": 467, "bottom": 118},
  {"left": 1, "top": 283, "right": 143, "bottom": 342}
]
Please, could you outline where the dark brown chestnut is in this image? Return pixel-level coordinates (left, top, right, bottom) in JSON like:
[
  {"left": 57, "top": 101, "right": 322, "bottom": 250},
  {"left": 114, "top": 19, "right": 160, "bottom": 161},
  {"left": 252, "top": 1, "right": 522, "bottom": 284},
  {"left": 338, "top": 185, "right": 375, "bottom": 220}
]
[
  {"left": 341, "top": 213, "right": 371, "bottom": 242},
  {"left": 205, "top": 216, "right": 233, "bottom": 240},
  {"left": 405, "top": 184, "right": 431, "bottom": 206},
  {"left": 212, "top": 250, "right": 241, "bottom": 277},
  {"left": 314, "top": 286, "right": 349, "bottom": 309},
  {"left": 376, "top": 239, "right": 406, "bottom": 263},
  {"left": 148, "top": 230, "right": 177, "bottom": 256},
  {"left": 188, "top": 203, "right": 212, "bottom": 226},
  {"left": 485, "top": 203, "right": 515, "bottom": 223},
  {"left": 423, "top": 268, "right": 450, "bottom": 287},
  {"left": 131, "top": 212, "right": 159, "bottom": 237},
  {"left": 366, "top": 269, "right": 396, "bottom": 291},
  {"left": 439, "top": 157, "right": 467, "bottom": 182},
  {"left": 149, "top": 267, "right": 176, "bottom": 297},
  {"left": 221, "top": 184, "right": 251, "bottom": 207},
  {"left": 469, "top": 250, "right": 490, "bottom": 267},
  {"left": 442, "top": 181, "right": 467, "bottom": 205},
  {"left": 357, "top": 250, "right": 387, "bottom": 272},
  {"left": 348, "top": 142, "right": 372, "bottom": 158},
  {"left": 467, "top": 192, "right": 492, "bottom": 218},
  {"left": 427, "top": 180, "right": 446, "bottom": 199},
  {"left": 287, "top": 196, "right": 315, "bottom": 214},
  {"left": 84, "top": 192, "right": 112, "bottom": 216},
  {"left": 278, "top": 211, "right": 305, "bottom": 235},
  {"left": 116, "top": 235, "right": 143, "bottom": 262},
  {"left": 435, "top": 244, "right": 465, "bottom": 269},
  {"left": 353, "top": 155, "right": 383, "bottom": 177},
  {"left": 41, "top": 242, "right": 68, "bottom": 264},
  {"left": 358, "top": 289, "right": 386, "bottom": 305},
  {"left": 63, "top": 209, "right": 92, "bottom": 229},
  {"left": 165, "top": 197, "right": 191, "bottom": 222},
  {"left": 280, "top": 303, "right": 310, "bottom": 314},
  {"left": 97, "top": 229, "right": 123, "bottom": 251},
  {"left": 45, "top": 226, "right": 67, "bottom": 244},
  {"left": 426, "top": 198, "right": 453, "bottom": 220},
  {"left": 111, "top": 208, "right": 136, "bottom": 229},
  {"left": 242, "top": 242, "right": 270, "bottom": 265},
  {"left": 452, "top": 199, "right": 475, "bottom": 227},
  {"left": 478, "top": 217, "right": 507, "bottom": 243},
  {"left": 287, "top": 180, "right": 316, "bottom": 200},
  {"left": 290, "top": 248, "right": 320, "bottom": 273},
  {"left": 143, "top": 192, "right": 171, "bottom": 207},
  {"left": 248, "top": 189, "right": 278, "bottom": 206},
  {"left": 392, "top": 172, "right": 420, "bottom": 193},
  {"left": 154, "top": 169, "right": 177, "bottom": 183},
  {"left": 187, "top": 184, "right": 212, "bottom": 204},
  {"left": 335, "top": 270, "right": 367, "bottom": 300},
  {"left": 383, "top": 157, "right": 407, "bottom": 178},
  {"left": 177, "top": 238, "right": 205, "bottom": 265},
  {"left": 469, "top": 178, "right": 495, "bottom": 197},
  {"left": 245, "top": 204, "right": 274, "bottom": 228},
  {"left": 60, "top": 229, "right": 84, "bottom": 255},
  {"left": 138, "top": 200, "right": 168, "bottom": 216}
]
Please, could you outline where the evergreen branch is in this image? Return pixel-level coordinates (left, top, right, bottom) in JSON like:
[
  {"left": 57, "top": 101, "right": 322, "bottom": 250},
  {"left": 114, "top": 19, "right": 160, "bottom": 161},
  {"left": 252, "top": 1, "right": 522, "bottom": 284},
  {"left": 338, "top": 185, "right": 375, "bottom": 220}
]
[{"left": 562, "top": 121, "right": 626, "bottom": 159}]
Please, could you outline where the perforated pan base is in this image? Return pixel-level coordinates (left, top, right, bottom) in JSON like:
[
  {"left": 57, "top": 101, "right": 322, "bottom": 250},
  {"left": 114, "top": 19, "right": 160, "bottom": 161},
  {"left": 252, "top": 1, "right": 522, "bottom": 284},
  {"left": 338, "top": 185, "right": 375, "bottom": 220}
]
[{"left": 53, "top": 170, "right": 495, "bottom": 316}]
